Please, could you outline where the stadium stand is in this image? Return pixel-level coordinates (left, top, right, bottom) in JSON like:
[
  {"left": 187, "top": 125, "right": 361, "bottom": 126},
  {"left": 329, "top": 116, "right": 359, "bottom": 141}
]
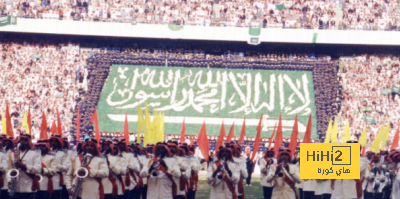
[{"left": 3, "top": 0, "right": 399, "bottom": 30}]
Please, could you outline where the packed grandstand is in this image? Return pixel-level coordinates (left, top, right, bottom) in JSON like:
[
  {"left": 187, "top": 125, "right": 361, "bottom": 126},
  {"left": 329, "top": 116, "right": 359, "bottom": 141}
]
[{"left": 2, "top": 0, "right": 400, "bottom": 30}]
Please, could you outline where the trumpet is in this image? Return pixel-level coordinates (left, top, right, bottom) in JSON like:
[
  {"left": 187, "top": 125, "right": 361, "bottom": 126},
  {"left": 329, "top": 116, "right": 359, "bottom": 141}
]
[
  {"left": 217, "top": 156, "right": 226, "bottom": 180},
  {"left": 70, "top": 153, "right": 93, "bottom": 199},
  {"left": 152, "top": 155, "right": 162, "bottom": 177},
  {"left": 8, "top": 143, "right": 20, "bottom": 197}
]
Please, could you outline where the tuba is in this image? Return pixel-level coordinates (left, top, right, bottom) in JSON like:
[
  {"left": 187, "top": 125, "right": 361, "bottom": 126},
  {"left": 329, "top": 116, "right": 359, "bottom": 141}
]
[
  {"left": 69, "top": 153, "right": 93, "bottom": 199},
  {"left": 7, "top": 143, "right": 20, "bottom": 197}
]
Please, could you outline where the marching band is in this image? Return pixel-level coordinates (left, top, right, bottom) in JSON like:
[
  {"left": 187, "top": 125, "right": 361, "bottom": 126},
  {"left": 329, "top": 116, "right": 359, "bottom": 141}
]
[{"left": 0, "top": 134, "right": 399, "bottom": 199}]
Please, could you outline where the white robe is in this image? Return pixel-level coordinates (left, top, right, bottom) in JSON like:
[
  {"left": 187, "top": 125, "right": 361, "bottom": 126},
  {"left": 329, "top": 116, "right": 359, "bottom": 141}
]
[
  {"left": 70, "top": 155, "right": 109, "bottom": 199},
  {"left": 260, "top": 157, "right": 277, "bottom": 187},
  {"left": 102, "top": 154, "right": 127, "bottom": 195},
  {"left": 174, "top": 156, "right": 191, "bottom": 196},
  {"left": 140, "top": 157, "right": 181, "bottom": 199},
  {"left": 331, "top": 156, "right": 368, "bottom": 199},
  {"left": 51, "top": 149, "right": 70, "bottom": 190},
  {"left": 8, "top": 149, "right": 42, "bottom": 193},
  {"left": 121, "top": 151, "right": 138, "bottom": 190},
  {"left": 207, "top": 160, "right": 240, "bottom": 199},
  {"left": 234, "top": 156, "right": 248, "bottom": 196},
  {"left": 0, "top": 150, "right": 10, "bottom": 190},
  {"left": 266, "top": 164, "right": 301, "bottom": 199},
  {"left": 39, "top": 154, "right": 58, "bottom": 191},
  {"left": 392, "top": 163, "right": 400, "bottom": 199}
]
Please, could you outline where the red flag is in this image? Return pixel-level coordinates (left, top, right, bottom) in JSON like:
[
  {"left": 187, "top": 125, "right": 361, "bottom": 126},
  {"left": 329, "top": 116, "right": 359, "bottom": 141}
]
[
  {"left": 40, "top": 111, "right": 48, "bottom": 139},
  {"left": 216, "top": 121, "right": 226, "bottom": 155},
  {"left": 303, "top": 115, "right": 312, "bottom": 143},
  {"left": 5, "top": 104, "right": 13, "bottom": 138},
  {"left": 90, "top": 107, "right": 101, "bottom": 146},
  {"left": 268, "top": 123, "right": 277, "bottom": 148},
  {"left": 76, "top": 107, "right": 81, "bottom": 141},
  {"left": 124, "top": 112, "right": 129, "bottom": 146},
  {"left": 180, "top": 117, "right": 186, "bottom": 143},
  {"left": 251, "top": 114, "right": 263, "bottom": 162},
  {"left": 390, "top": 124, "right": 400, "bottom": 151},
  {"left": 238, "top": 117, "right": 246, "bottom": 145},
  {"left": 274, "top": 114, "right": 283, "bottom": 157},
  {"left": 50, "top": 120, "right": 58, "bottom": 135},
  {"left": 225, "top": 122, "right": 235, "bottom": 143},
  {"left": 197, "top": 121, "right": 209, "bottom": 162},
  {"left": 288, "top": 114, "right": 299, "bottom": 157},
  {"left": 27, "top": 104, "right": 32, "bottom": 135},
  {"left": 57, "top": 109, "right": 62, "bottom": 135}
]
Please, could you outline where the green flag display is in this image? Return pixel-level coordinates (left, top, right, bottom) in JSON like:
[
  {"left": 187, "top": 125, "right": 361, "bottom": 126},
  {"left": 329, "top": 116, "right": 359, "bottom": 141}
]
[
  {"left": 168, "top": 24, "right": 184, "bottom": 31},
  {"left": 392, "top": 86, "right": 400, "bottom": 94},
  {"left": 362, "top": 107, "right": 373, "bottom": 112},
  {"left": 97, "top": 65, "right": 318, "bottom": 138},
  {"left": 381, "top": 89, "right": 392, "bottom": 95},
  {"left": 364, "top": 116, "right": 376, "bottom": 124},
  {"left": 0, "top": 16, "right": 17, "bottom": 26}
]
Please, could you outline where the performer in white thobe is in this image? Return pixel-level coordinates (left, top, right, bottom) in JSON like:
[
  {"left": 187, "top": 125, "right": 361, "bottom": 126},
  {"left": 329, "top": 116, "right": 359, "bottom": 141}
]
[
  {"left": 140, "top": 143, "right": 181, "bottom": 199},
  {"left": 260, "top": 147, "right": 277, "bottom": 199},
  {"left": 35, "top": 139, "right": 57, "bottom": 199},
  {"left": 67, "top": 138, "right": 109, "bottom": 199},
  {"left": 331, "top": 141, "right": 368, "bottom": 199},
  {"left": 207, "top": 147, "right": 240, "bottom": 199},
  {"left": 266, "top": 148, "right": 301, "bottom": 199}
]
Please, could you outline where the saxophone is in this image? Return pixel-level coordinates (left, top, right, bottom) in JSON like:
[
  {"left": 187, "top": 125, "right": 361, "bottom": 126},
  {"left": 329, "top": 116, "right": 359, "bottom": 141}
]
[
  {"left": 7, "top": 143, "right": 20, "bottom": 197},
  {"left": 69, "top": 153, "right": 93, "bottom": 199}
]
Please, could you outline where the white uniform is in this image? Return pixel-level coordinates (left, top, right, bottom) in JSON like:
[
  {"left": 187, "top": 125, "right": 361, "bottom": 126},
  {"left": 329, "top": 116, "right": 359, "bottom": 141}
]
[
  {"left": 51, "top": 149, "right": 70, "bottom": 190},
  {"left": 260, "top": 157, "right": 277, "bottom": 187},
  {"left": 266, "top": 164, "right": 301, "bottom": 199},
  {"left": 138, "top": 155, "right": 150, "bottom": 186},
  {"left": 8, "top": 149, "right": 42, "bottom": 193},
  {"left": 189, "top": 155, "right": 200, "bottom": 191},
  {"left": 207, "top": 160, "right": 240, "bottom": 199},
  {"left": 234, "top": 156, "right": 248, "bottom": 197},
  {"left": 140, "top": 157, "right": 181, "bottom": 199},
  {"left": 39, "top": 153, "right": 58, "bottom": 191},
  {"left": 121, "top": 151, "right": 139, "bottom": 190},
  {"left": 174, "top": 156, "right": 191, "bottom": 196},
  {"left": 102, "top": 154, "right": 127, "bottom": 195},
  {"left": 68, "top": 155, "right": 109, "bottom": 199},
  {"left": 392, "top": 163, "right": 400, "bottom": 199},
  {"left": 314, "top": 180, "right": 334, "bottom": 196},
  {"left": 331, "top": 156, "right": 368, "bottom": 199},
  {"left": 0, "top": 150, "right": 10, "bottom": 190}
]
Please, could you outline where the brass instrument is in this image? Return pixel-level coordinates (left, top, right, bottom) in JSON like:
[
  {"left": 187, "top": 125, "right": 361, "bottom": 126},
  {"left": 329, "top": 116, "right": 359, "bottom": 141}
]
[
  {"left": 7, "top": 143, "right": 20, "bottom": 197},
  {"left": 69, "top": 153, "right": 93, "bottom": 199},
  {"left": 152, "top": 155, "right": 162, "bottom": 177},
  {"left": 217, "top": 156, "right": 226, "bottom": 180}
]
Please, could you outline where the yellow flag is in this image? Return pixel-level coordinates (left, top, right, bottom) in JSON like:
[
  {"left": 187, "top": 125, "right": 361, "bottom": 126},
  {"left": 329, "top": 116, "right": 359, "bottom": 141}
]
[
  {"left": 324, "top": 119, "right": 332, "bottom": 143},
  {"left": 371, "top": 124, "right": 385, "bottom": 152},
  {"left": 381, "top": 119, "right": 391, "bottom": 150},
  {"left": 150, "top": 110, "right": 159, "bottom": 144},
  {"left": 136, "top": 103, "right": 145, "bottom": 144},
  {"left": 156, "top": 112, "right": 164, "bottom": 143},
  {"left": 342, "top": 120, "right": 351, "bottom": 143},
  {"left": 359, "top": 128, "right": 367, "bottom": 147},
  {"left": 21, "top": 111, "right": 30, "bottom": 134},
  {"left": 1, "top": 112, "right": 6, "bottom": 134},
  {"left": 331, "top": 118, "right": 338, "bottom": 143},
  {"left": 143, "top": 102, "right": 151, "bottom": 147}
]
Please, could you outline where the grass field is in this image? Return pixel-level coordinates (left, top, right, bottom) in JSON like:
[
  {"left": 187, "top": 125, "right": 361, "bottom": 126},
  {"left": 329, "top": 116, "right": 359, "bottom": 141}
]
[{"left": 195, "top": 176, "right": 264, "bottom": 199}]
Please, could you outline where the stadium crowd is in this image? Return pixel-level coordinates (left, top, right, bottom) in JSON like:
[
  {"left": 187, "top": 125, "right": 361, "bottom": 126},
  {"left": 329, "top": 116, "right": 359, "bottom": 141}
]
[
  {"left": 3, "top": 0, "right": 400, "bottom": 30},
  {"left": 339, "top": 55, "right": 400, "bottom": 147},
  {"left": 0, "top": 38, "right": 88, "bottom": 141},
  {"left": 0, "top": 0, "right": 360, "bottom": 29}
]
